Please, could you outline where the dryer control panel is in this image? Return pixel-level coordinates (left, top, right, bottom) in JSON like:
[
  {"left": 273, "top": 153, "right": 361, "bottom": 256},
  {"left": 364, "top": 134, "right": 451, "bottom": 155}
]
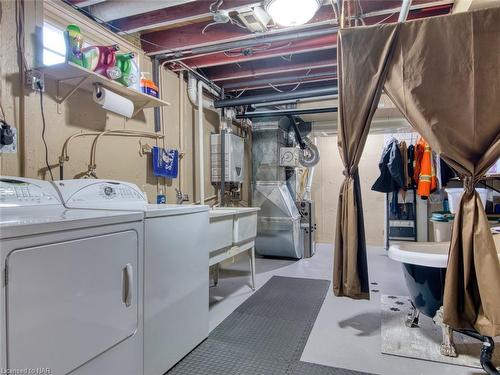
[
  {"left": 0, "top": 177, "right": 61, "bottom": 206},
  {"left": 55, "top": 179, "right": 147, "bottom": 206}
]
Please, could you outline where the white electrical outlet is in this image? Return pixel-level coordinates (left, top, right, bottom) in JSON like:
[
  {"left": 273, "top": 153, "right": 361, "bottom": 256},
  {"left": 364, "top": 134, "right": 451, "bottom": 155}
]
[
  {"left": 26, "top": 69, "right": 45, "bottom": 92},
  {"left": 0, "top": 127, "right": 17, "bottom": 153}
]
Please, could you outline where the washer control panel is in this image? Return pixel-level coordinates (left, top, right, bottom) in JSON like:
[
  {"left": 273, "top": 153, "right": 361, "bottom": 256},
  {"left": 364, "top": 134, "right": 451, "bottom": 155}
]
[
  {"left": 55, "top": 180, "right": 146, "bottom": 205},
  {"left": 0, "top": 178, "right": 60, "bottom": 206}
]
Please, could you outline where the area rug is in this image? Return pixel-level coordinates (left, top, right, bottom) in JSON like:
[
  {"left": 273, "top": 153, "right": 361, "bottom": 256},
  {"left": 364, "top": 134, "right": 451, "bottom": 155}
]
[
  {"left": 381, "top": 294, "right": 500, "bottom": 369},
  {"left": 168, "top": 276, "right": 373, "bottom": 375}
]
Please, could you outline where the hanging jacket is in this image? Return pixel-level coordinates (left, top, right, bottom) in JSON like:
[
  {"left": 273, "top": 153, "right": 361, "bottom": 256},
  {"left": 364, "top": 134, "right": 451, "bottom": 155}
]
[
  {"left": 408, "top": 145, "right": 416, "bottom": 189},
  {"left": 372, "top": 138, "right": 404, "bottom": 193},
  {"left": 407, "top": 144, "right": 415, "bottom": 188},
  {"left": 440, "top": 158, "right": 457, "bottom": 187},
  {"left": 413, "top": 140, "right": 424, "bottom": 185},
  {"left": 399, "top": 141, "right": 410, "bottom": 189},
  {"left": 415, "top": 138, "right": 437, "bottom": 199}
]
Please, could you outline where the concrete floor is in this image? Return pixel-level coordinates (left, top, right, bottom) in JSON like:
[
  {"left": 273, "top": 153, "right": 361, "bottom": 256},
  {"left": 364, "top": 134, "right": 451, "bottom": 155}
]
[{"left": 209, "top": 243, "right": 485, "bottom": 375}]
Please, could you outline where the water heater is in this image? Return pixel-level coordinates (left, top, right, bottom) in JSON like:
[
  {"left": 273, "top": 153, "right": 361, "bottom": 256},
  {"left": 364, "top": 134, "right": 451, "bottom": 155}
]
[{"left": 211, "top": 133, "right": 245, "bottom": 183}]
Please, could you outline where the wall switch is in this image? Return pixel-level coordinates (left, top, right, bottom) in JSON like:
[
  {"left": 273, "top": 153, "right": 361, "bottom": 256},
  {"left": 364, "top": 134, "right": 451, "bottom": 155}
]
[{"left": 26, "top": 69, "right": 45, "bottom": 92}]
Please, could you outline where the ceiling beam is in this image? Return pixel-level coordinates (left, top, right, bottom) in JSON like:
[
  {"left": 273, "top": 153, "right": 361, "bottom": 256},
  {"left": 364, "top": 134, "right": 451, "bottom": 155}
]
[
  {"left": 359, "top": 0, "right": 453, "bottom": 19},
  {"left": 221, "top": 68, "right": 337, "bottom": 89},
  {"left": 225, "top": 76, "right": 338, "bottom": 92},
  {"left": 141, "top": 5, "right": 336, "bottom": 55},
  {"left": 362, "top": 3, "right": 452, "bottom": 25},
  {"left": 174, "top": 34, "right": 337, "bottom": 69},
  {"left": 110, "top": 0, "right": 262, "bottom": 34},
  {"left": 87, "top": 0, "right": 197, "bottom": 22},
  {"left": 207, "top": 58, "right": 337, "bottom": 82},
  {"left": 69, "top": 0, "right": 107, "bottom": 6},
  {"left": 141, "top": 1, "right": 451, "bottom": 56}
]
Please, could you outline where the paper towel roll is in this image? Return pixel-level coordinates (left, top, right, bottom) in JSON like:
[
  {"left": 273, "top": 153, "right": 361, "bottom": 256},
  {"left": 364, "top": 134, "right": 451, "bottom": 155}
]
[{"left": 93, "top": 86, "right": 134, "bottom": 118}]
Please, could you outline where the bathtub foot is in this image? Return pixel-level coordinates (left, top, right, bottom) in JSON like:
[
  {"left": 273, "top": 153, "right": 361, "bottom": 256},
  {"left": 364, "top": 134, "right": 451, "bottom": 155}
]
[
  {"left": 405, "top": 303, "right": 420, "bottom": 328},
  {"left": 433, "top": 306, "right": 458, "bottom": 358}
]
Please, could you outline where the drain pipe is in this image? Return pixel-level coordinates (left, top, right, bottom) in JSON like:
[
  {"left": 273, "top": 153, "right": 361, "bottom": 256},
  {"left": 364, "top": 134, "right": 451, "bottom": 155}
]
[
  {"left": 187, "top": 73, "right": 221, "bottom": 205},
  {"left": 197, "top": 80, "right": 206, "bottom": 205},
  {"left": 179, "top": 71, "right": 185, "bottom": 199},
  {"left": 188, "top": 74, "right": 218, "bottom": 111}
]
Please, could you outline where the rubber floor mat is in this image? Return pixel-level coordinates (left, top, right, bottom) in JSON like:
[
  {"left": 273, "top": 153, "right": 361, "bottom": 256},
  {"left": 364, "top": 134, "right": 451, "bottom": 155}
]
[{"left": 167, "top": 276, "right": 374, "bottom": 375}]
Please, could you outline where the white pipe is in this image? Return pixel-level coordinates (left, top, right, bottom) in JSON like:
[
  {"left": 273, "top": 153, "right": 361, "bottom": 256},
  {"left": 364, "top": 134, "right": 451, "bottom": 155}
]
[
  {"left": 188, "top": 74, "right": 218, "bottom": 111},
  {"left": 179, "top": 71, "right": 185, "bottom": 194},
  {"left": 197, "top": 80, "right": 205, "bottom": 205},
  {"left": 188, "top": 73, "right": 222, "bottom": 205},
  {"left": 398, "top": 0, "right": 412, "bottom": 22}
]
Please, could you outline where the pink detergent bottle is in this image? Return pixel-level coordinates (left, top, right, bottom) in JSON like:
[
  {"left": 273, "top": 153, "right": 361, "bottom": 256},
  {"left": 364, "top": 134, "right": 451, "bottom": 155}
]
[{"left": 82, "top": 44, "right": 121, "bottom": 79}]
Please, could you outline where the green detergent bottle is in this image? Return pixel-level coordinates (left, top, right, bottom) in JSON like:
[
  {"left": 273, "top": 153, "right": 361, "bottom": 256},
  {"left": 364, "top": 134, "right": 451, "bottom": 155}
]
[
  {"left": 64, "top": 24, "right": 83, "bottom": 66},
  {"left": 114, "top": 52, "right": 138, "bottom": 87}
]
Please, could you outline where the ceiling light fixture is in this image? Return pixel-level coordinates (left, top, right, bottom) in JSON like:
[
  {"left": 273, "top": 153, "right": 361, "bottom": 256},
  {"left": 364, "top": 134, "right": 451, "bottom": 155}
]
[{"left": 265, "top": 0, "right": 322, "bottom": 27}]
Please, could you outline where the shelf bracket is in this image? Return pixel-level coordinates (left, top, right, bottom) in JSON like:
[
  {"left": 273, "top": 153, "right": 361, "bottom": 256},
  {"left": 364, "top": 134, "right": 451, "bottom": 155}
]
[
  {"left": 132, "top": 102, "right": 149, "bottom": 118},
  {"left": 56, "top": 75, "right": 92, "bottom": 104}
]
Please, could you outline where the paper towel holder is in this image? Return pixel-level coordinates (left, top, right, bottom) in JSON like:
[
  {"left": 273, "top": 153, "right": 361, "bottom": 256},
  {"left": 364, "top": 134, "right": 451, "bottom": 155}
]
[{"left": 94, "top": 83, "right": 103, "bottom": 99}]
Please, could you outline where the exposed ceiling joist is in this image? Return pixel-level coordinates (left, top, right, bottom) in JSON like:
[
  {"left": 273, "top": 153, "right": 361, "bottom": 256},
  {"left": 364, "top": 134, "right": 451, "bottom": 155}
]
[
  {"left": 175, "top": 34, "right": 337, "bottom": 69},
  {"left": 87, "top": 0, "right": 197, "bottom": 22},
  {"left": 222, "top": 70, "right": 336, "bottom": 90},
  {"left": 142, "top": 5, "right": 337, "bottom": 55},
  {"left": 208, "top": 58, "right": 337, "bottom": 82},
  {"left": 110, "top": 0, "right": 262, "bottom": 34},
  {"left": 226, "top": 77, "right": 337, "bottom": 92},
  {"left": 141, "top": 1, "right": 451, "bottom": 56},
  {"left": 70, "top": 0, "right": 107, "bottom": 6},
  {"left": 359, "top": 0, "right": 453, "bottom": 19}
]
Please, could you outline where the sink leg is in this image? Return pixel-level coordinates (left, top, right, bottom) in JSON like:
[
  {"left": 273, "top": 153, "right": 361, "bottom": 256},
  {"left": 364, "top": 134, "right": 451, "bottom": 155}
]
[
  {"left": 433, "top": 306, "right": 458, "bottom": 358},
  {"left": 249, "top": 247, "right": 256, "bottom": 291},
  {"left": 213, "top": 263, "right": 220, "bottom": 287},
  {"left": 405, "top": 302, "right": 420, "bottom": 328}
]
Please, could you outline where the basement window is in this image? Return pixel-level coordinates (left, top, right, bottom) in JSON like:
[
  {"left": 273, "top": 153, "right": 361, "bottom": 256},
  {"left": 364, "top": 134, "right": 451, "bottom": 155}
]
[{"left": 43, "top": 22, "right": 66, "bottom": 65}]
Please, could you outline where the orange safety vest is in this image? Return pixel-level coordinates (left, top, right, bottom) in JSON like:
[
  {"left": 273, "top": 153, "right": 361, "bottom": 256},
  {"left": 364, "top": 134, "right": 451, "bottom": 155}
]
[{"left": 415, "top": 138, "right": 437, "bottom": 199}]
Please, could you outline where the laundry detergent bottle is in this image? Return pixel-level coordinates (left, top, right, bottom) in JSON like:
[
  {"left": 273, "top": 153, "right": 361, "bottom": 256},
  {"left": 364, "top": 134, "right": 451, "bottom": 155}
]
[
  {"left": 140, "top": 72, "right": 159, "bottom": 98},
  {"left": 82, "top": 44, "right": 121, "bottom": 79},
  {"left": 64, "top": 24, "right": 83, "bottom": 66},
  {"left": 115, "top": 52, "right": 139, "bottom": 88}
]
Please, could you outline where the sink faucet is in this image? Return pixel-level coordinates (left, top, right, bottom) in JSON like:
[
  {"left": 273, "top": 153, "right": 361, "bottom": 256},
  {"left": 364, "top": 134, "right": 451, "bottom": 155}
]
[{"left": 175, "top": 188, "right": 189, "bottom": 204}]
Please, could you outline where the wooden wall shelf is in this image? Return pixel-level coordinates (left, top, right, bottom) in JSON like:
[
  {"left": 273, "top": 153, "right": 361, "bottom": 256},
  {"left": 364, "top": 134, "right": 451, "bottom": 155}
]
[{"left": 35, "top": 61, "right": 170, "bottom": 117}]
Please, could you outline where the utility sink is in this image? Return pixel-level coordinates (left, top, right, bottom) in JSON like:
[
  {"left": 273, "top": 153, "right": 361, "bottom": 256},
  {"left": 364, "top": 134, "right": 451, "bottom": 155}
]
[
  {"left": 213, "top": 207, "right": 260, "bottom": 245},
  {"left": 208, "top": 207, "right": 260, "bottom": 252},
  {"left": 209, "top": 209, "right": 237, "bottom": 252}
]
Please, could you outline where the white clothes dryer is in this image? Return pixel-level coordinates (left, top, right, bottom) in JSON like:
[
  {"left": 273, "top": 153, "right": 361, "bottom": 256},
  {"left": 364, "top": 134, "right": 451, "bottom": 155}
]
[{"left": 0, "top": 177, "right": 144, "bottom": 375}]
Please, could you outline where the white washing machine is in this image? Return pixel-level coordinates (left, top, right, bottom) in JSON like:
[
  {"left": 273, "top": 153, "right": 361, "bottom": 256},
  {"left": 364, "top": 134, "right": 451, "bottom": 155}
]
[
  {"left": 53, "top": 179, "right": 210, "bottom": 375},
  {"left": 0, "top": 177, "right": 144, "bottom": 375}
]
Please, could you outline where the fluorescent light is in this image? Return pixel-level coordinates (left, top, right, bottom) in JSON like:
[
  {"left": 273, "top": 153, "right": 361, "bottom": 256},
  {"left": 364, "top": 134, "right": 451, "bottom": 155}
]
[{"left": 266, "top": 0, "right": 322, "bottom": 27}]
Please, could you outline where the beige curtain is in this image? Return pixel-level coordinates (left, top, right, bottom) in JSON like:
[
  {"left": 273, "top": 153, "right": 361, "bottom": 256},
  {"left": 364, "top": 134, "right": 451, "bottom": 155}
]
[
  {"left": 333, "top": 24, "right": 400, "bottom": 299},
  {"left": 383, "top": 8, "right": 500, "bottom": 337},
  {"left": 336, "top": 7, "right": 500, "bottom": 336}
]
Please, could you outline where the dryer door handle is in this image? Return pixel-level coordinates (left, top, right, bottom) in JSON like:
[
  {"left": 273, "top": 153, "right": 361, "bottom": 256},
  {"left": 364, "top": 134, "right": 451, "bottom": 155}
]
[{"left": 122, "top": 263, "right": 133, "bottom": 308}]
